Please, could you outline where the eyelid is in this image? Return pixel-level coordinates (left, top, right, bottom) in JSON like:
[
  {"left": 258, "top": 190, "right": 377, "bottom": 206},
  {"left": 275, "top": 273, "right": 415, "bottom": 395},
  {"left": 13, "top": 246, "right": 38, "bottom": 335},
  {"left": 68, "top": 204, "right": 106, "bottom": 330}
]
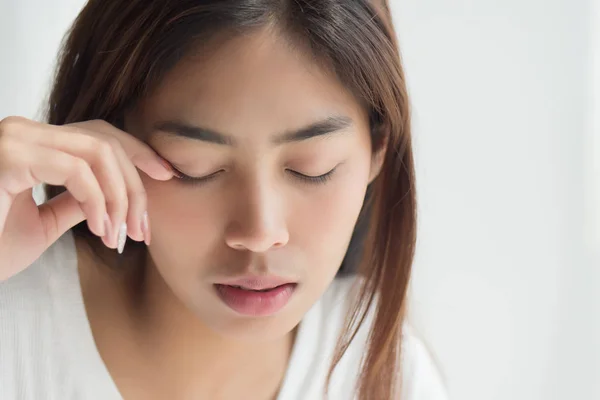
[
  {"left": 173, "top": 167, "right": 334, "bottom": 180},
  {"left": 287, "top": 166, "right": 336, "bottom": 178},
  {"left": 169, "top": 160, "right": 220, "bottom": 179},
  {"left": 173, "top": 167, "right": 223, "bottom": 181},
  {"left": 171, "top": 162, "right": 342, "bottom": 186},
  {"left": 286, "top": 165, "right": 338, "bottom": 185}
]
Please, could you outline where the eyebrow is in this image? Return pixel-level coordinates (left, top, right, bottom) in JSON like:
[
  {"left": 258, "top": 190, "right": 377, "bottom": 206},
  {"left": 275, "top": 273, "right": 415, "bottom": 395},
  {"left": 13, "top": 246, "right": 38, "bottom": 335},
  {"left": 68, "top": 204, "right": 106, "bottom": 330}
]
[{"left": 151, "top": 115, "right": 353, "bottom": 146}]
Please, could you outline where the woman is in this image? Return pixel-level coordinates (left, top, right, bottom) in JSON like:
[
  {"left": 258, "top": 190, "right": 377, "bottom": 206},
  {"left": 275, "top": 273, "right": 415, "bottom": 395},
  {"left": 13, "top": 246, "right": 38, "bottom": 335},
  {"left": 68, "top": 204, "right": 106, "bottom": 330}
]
[{"left": 0, "top": 0, "right": 448, "bottom": 399}]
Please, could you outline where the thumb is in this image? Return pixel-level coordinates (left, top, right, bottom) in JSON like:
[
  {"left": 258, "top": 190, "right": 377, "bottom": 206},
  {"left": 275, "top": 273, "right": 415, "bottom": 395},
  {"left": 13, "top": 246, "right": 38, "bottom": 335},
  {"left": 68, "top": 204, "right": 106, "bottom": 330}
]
[{"left": 38, "top": 190, "right": 86, "bottom": 247}]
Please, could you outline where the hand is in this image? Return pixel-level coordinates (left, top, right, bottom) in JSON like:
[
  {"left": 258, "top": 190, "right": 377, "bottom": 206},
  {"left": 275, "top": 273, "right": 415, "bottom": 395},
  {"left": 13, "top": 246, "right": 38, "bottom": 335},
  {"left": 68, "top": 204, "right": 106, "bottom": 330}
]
[{"left": 0, "top": 116, "right": 173, "bottom": 282}]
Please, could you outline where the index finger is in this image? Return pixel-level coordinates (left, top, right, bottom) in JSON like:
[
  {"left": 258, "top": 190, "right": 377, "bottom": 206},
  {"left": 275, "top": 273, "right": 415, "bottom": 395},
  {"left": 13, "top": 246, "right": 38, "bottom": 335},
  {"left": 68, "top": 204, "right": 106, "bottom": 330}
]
[{"left": 70, "top": 120, "right": 174, "bottom": 181}]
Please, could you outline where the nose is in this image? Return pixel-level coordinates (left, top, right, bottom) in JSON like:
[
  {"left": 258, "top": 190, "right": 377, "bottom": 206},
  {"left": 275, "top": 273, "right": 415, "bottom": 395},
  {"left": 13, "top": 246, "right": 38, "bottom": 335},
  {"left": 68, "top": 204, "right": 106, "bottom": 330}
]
[{"left": 225, "top": 181, "right": 290, "bottom": 253}]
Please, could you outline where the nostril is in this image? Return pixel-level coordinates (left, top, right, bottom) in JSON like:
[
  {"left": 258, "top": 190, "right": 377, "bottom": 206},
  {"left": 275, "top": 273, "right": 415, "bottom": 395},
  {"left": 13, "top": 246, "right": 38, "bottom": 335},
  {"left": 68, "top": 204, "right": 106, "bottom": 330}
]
[{"left": 225, "top": 226, "right": 289, "bottom": 252}]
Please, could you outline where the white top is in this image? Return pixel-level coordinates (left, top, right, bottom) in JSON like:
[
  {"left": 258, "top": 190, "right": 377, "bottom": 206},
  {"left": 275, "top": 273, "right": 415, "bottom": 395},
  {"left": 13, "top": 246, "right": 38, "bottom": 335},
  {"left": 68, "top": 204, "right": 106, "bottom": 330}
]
[{"left": 0, "top": 231, "right": 449, "bottom": 400}]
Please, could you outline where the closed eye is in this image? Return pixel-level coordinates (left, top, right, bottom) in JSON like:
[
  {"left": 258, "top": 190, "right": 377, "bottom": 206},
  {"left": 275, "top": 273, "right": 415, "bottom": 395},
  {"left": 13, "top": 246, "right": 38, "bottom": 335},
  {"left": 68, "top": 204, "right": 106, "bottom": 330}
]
[
  {"left": 286, "top": 167, "right": 337, "bottom": 185},
  {"left": 171, "top": 168, "right": 224, "bottom": 184},
  {"left": 171, "top": 166, "right": 338, "bottom": 186}
]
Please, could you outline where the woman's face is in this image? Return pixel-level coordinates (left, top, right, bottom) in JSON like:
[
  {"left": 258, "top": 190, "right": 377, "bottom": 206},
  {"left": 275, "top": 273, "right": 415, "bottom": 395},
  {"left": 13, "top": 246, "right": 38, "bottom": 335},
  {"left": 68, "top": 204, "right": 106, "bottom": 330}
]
[{"left": 126, "top": 30, "right": 383, "bottom": 341}]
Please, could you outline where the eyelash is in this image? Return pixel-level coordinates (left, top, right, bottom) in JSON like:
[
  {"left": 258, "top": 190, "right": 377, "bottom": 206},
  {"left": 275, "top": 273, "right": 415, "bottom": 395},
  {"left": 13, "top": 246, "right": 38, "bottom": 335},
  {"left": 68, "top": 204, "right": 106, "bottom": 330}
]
[
  {"left": 287, "top": 168, "right": 337, "bottom": 185},
  {"left": 172, "top": 167, "right": 337, "bottom": 186}
]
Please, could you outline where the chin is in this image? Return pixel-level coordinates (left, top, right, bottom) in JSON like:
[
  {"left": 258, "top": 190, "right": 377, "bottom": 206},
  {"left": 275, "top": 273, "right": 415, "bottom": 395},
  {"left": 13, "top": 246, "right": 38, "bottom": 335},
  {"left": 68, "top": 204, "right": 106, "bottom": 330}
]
[{"left": 191, "top": 293, "right": 307, "bottom": 343}]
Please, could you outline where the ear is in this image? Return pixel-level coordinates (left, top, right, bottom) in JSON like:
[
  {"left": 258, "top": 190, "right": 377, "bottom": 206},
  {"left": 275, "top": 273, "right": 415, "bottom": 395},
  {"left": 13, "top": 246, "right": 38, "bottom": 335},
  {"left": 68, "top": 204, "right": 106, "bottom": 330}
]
[{"left": 368, "top": 137, "right": 387, "bottom": 184}]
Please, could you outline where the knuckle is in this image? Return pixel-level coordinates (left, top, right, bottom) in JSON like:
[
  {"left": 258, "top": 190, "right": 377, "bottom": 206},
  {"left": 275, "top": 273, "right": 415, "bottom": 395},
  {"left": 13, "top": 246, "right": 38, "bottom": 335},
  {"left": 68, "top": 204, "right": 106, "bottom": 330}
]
[
  {"left": 89, "top": 119, "right": 107, "bottom": 127},
  {"left": 79, "top": 119, "right": 102, "bottom": 130},
  {"left": 118, "top": 191, "right": 129, "bottom": 207},
  {"left": 78, "top": 133, "right": 96, "bottom": 148},
  {"left": 0, "top": 116, "right": 26, "bottom": 138},
  {"left": 107, "top": 186, "right": 128, "bottom": 207},
  {"left": 108, "top": 197, "right": 129, "bottom": 215},
  {"left": 105, "top": 135, "right": 123, "bottom": 152},
  {"left": 0, "top": 135, "right": 14, "bottom": 159},
  {"left": 97, "top": 119, "right": 112, "bottom": 130},
  {"left": 72, "top": 158, "right": 91, "bottom": 177},
  {"left": 95, "top": 139, "right": 114, "bottom": 160},
  {"left": 66, "top": 124, "right": 87, "bottom": 137}
]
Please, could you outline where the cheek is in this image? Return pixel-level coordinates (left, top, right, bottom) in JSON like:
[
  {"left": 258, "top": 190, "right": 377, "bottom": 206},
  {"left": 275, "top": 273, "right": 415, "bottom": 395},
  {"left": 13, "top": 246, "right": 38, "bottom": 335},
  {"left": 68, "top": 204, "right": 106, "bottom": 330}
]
[
  {"left": 141, "top": 176, "right": 222, "bottom": 266},
  {"left": 290, "top": 166, "right": 370, "bottom": 266},
  {"left": 144, "top": 179, "right": 192, "bottom": 235},
  {"left": 140, "top": 160, "right": 370, "bottom": 267}
]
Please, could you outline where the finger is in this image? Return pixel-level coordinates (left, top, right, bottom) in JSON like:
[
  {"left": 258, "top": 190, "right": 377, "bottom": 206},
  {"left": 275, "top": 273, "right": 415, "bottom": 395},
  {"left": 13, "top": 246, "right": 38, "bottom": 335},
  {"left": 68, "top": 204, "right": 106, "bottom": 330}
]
[
  {"left": 75, "top": 132, "right": 147, "bottom": 244},
  {"left": 38, "top": 190, "right": 86, "bottom": 247},
  {"left": 80, "top": 136, "right": 128, "bottom": 249},
  {"left": 0, "top": 138, "right": 107, "bottom": 237},
  {"left": 40, "top": 127, "right": 146, "bottom": 244},
  {"left": 27, "top": 128, "right": 129, "bottom": 247},
  {"left": 72, "top": 120, "right": 174, "bottom": 181},
  {"left": 104, "top": 138, "right": 147, "bottom": 243},
  {"left": 24, "top": 145, "right": 108, "bottom": 238}
]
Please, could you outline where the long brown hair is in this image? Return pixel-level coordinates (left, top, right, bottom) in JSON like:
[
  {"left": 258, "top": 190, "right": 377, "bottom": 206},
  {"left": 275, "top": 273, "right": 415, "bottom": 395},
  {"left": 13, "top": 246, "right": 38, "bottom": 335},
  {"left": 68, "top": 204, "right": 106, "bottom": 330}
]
[{"left": 44, "top": 1, "right": 416, "bottom": 398}]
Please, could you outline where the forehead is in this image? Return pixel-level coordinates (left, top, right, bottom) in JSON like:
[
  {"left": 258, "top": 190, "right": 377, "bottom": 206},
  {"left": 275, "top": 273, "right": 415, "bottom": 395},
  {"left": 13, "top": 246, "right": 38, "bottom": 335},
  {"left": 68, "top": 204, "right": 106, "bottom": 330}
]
[{"left": 136, "top": 29, "right": 367, "bottom": 134}]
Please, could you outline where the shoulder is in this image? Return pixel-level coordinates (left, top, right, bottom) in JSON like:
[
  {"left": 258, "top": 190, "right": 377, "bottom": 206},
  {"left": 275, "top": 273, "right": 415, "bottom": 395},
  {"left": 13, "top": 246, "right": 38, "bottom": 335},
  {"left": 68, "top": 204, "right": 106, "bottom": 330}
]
[{"left": 319, "top": 276, "right": 449, "bottom": 399}]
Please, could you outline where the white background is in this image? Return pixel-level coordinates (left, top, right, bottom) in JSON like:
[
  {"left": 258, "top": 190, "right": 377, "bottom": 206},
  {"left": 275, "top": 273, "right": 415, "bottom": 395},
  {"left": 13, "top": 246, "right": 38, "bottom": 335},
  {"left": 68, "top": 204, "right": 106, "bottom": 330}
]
[{"left": 1, "top": 1, "right": 597, "bottom": 399}]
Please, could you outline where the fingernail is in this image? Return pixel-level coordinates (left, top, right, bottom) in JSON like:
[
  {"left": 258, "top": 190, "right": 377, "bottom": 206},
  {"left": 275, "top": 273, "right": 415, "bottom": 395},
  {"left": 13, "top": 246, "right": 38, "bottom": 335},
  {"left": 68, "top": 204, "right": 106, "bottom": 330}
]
[
  {"left": 117, "top": 222, "right": 127, "bottom": 254},
  {"left": 141, "top": 211, "right": 151, "bottom": 246}
]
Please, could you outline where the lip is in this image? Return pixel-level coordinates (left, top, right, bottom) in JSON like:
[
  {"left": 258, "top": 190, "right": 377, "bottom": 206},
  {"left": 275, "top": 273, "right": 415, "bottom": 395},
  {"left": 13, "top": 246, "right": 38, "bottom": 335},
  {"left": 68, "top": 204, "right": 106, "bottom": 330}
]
[
  {"left": 213, "top": 275, "right": 298, "bottom": 317},
  {"left": 215, "top": 275, "right": 297, "bottom": 291}
]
